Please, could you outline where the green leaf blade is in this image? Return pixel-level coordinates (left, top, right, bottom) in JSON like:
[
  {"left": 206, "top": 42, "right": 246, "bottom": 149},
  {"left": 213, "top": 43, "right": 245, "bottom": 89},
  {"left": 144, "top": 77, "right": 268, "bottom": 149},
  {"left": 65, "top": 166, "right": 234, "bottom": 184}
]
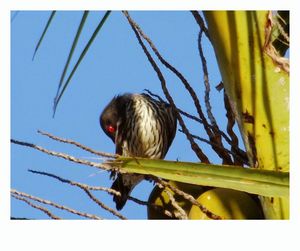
[
  {"left": 53, "top": 11, "right": 89, "bottom": 114},
  {"left": 53, "top": 10, "right": 111, "bottom": 116},
  {"left": 116, "top": 157, "right": 289, "bottom": 198},
  {"left": 32, "top": 11, "right": 56, "bottom": 60}
]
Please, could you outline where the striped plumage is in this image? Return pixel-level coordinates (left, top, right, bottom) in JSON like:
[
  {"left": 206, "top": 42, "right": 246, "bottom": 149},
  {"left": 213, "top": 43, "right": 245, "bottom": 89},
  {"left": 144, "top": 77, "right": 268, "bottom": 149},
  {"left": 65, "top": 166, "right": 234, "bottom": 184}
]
[{"left": 100, "top": 93, "right": 177, "bottom": 210}]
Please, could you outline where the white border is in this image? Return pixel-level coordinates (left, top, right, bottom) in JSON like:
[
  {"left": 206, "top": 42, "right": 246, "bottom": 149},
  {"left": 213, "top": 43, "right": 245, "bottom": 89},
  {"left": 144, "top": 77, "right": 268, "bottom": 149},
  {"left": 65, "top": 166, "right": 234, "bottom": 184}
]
[
  {"left": 5, "top": 0, "right": 293, "bottom": 10},
  {"left": 2, "top": 1, "right": 299, "bottom": 250}
]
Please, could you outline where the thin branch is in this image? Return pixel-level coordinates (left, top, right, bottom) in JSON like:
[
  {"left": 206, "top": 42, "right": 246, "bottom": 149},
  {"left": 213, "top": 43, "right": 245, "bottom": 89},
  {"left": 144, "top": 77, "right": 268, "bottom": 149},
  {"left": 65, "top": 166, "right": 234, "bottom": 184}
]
[
  {"left": 145, "top": 89, "right": 207, "bottom": 126},
  {"left": 128, "top": 194, "right": 176, "bottom": 219},
  {"left": 264, "top": 11, "right": 289, "bottom": 72},
  {"left": 124, "top": 11, "right": 212, "bottom": 135},
  {"left": 11, "top": 217, "right": 31, "bottom": 220},
  {"left": 197, "top": 31, "right": 233, "bottom": 165},
  {"left": 155, "top": 181, "right": 188, "bottom": 220},
  {"left": 143, "top": 89, "right": 165, "bottom": 103},
  {"left": 275, "top": 12, "right": 289, "bottom": 43},
  {"left": 11, "top": 189, "right": 102, "bottom": 219},
  {"left": 154, "top": 178, "right": 222, "bottom": 220},
  {"left": 122, "top": 11, "right": 210, "bottom": 163},
  {"left": 190, "top": 11, "right": 210, "bottom": 40},
  {"left": 28, "top": 169, "right": 121, "bottom": 196},
  {"left": 145, "top": 89, "right": 247, "bottom": 162},
  {"left": 197, "top": 31, "right": 216, "bottom": 127},
  {"left": 131, "top": 191, "right": 183, "bottom": 218},
  {"left": 28, "top": 167, "right": 127, "bottom": 220},
  {"left": 29, "top": 169, "right": 182, "bottom": 219},
  {"left": 178, "top": 106, "right": 248, "bottom": 162},
  {"left": 125, "top": 10, "right": 234, "bottom": 165},
  {"left": 145, "top": 88, "right": 216, "bottom": 137},
  {"left": 223, "top": 92, "right": 245, "bottom": 165},
  {"left": 179, "top": 129, "right": 248, "bottom": 165},
  {"left": 11, "top": 139, "right": 121, "bottom": 173},
  {"left": 11, "top": 194, "right": 61, "bottom": 220},
  {"left": 29, "top": 169, "right": 147, "bottom": 206},
  {"left": 13, "top": 138, "right": 193, "bottom": 219},
  {"left": 38, "top": 130, "right": 118, "bottom": 158},
  {"left": 82, "top": 188, "right": 127, "bottom": 220}
]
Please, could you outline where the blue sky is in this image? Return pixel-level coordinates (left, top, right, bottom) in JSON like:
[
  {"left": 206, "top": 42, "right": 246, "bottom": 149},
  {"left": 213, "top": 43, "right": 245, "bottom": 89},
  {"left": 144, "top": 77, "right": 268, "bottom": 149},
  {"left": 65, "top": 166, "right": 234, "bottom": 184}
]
[{"left": 11, "top": 10, "right": 241, "bottom": 219}]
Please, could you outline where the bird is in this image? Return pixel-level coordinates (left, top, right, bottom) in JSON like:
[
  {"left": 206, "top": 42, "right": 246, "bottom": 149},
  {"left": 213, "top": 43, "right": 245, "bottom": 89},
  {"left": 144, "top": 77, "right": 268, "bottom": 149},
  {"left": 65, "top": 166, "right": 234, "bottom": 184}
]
[{"left": 100, "top": 93, "right": 177, "bottom": 210}]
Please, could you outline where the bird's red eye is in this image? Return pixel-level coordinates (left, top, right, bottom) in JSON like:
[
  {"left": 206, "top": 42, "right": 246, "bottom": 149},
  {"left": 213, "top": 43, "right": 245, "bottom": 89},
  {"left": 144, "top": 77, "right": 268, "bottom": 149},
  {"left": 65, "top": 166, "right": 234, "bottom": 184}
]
[{"left": 107, "top": 125, "right": 116, "bottom": 134}]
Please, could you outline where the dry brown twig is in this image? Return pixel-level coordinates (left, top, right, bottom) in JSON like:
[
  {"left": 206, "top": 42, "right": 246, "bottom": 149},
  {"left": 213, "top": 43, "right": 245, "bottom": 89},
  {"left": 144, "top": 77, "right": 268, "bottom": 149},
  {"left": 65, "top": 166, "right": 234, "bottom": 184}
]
[
  {"left": 13, "top": 170, "right": 127, "bottom": 220},
  {"left": 122, "top": 10, "right": 210, "bottom": 163},
  {"left": 144, "top": 89, "right": 207, "bottom": 126},
  {"left": 223, "top": 92, "right": 244, "bottom": 166},
  {"left": 11, "top": 189, "right": 102, "bottom": 219},
  {"left": 152, "top": 177, "right": 222, "bottom": 220},
  {"left": 12, "top": 134, "right": 219, "bottom": 219},
  {"left": 11, "top": 139, "right": 128, "bottom": 219},
  {"left": 145, "top": 88, "right": 247, "bottom": 163},
  {"left": 82, "top": 188, "right": 127, "bottom": 220},
  {"left": 126, "top": 195, "right": 176, "bottom": 218},
  {"left": 124, "top": 10, "right": 238, "bottom": 165},
  {"left": 13, "top": 130, "right": 226, "bottom": 219},
  {"left": 264, "top": 11, "right": 289, "bottom": 72},
  {"left": 125, "top": 11, "right": 212, "bottom": 141},
  {"left": 190, "top": 11, "right": 210, "bottom": 40},
  {"left": 11, "top": 194, "right": 61, "bottom": 220},
  {"left": 28, "top": 169, "right": 176, "bottom": 219},
  {"left": 28, "top": 169, "right": 121, "bottom": 196},
  {"left": 11, "top": 139, "right": 121, "bottom": 174},
  {"left": 27, "top": 169, "right": 127, "bottom": 219},
  {"left": 197, "top": 31, "right": 216, "bottom": 127},
  {"left": 275, "top": 17, "right": 289, "bottom": 44},
  {"left": 155, "top": 180, "right": 188, "bottom": 220},
  {"left": 197, "top": 31, "right": 233, "bottom": 165},
  {"left": 178, "top": 129, "right": 247, "bottom": 165},
  {"left": 38, "top": 130, "right": 118, "bottom": 158}
]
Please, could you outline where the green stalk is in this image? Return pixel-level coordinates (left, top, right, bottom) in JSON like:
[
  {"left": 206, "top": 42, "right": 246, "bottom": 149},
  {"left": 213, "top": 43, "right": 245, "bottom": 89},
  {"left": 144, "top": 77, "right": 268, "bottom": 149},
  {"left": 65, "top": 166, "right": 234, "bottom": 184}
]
[{"left": 203, "top": 11, "right": 289, "bottom": 218}]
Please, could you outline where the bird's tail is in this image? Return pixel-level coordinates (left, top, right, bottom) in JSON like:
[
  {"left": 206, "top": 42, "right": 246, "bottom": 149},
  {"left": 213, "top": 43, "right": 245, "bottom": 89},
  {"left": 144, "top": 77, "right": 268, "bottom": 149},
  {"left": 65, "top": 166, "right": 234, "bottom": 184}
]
[{"left": 111, "top": 173, "right": 143, "bottom": 210}]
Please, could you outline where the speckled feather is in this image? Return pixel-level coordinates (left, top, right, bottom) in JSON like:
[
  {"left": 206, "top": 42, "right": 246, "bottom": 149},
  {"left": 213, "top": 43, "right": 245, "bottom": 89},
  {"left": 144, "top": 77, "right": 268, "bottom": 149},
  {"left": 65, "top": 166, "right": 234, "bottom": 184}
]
[{"left": 100, "top": 93, "right": 177, "bottom": 210}]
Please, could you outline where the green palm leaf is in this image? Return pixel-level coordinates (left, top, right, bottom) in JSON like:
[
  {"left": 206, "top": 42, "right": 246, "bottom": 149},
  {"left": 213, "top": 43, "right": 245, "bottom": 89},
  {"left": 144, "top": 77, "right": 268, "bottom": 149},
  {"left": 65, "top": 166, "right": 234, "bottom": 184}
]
[
  {"left": 53, "top": 11, "right": 89, "bottom": 117},
  {"left": 53, "top": 10, "right": 111, "bottom": 116},
  {"left": 114, "top": 157, "right": 289, "bottom": 198},
  {"left": 32, "top": 11, "right": 56, "bottom": 60}
]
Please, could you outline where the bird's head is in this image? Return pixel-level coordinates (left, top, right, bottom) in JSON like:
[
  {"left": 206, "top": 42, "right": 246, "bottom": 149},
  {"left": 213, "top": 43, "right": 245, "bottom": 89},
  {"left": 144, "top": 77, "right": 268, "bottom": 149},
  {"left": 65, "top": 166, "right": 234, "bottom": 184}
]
[{"left": 99, "top": 94, "right": 130, "bottom": 142}]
